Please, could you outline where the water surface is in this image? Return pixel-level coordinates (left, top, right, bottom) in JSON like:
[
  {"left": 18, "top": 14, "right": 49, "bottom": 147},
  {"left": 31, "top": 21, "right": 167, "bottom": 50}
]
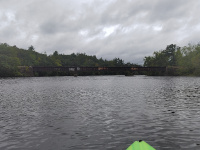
[{"left": 0, "top": 76, "right": 200, "bottom": 150}]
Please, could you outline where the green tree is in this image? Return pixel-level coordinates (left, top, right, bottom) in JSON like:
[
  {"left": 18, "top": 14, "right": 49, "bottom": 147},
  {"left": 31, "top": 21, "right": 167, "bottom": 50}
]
[
  {"left": 28, "top": 45, "right": 35, "bottom": 51},
  {"left": 144, "top": 44, "right": 180, "bottom": 67},
  {"left": 53, "top": 51, "right": 59, "bottom": 56}
]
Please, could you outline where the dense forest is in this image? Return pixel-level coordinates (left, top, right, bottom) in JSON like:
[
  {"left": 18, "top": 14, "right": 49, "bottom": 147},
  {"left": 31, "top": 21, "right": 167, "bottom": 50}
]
[
  {"left": 1, "top": 42, "right": 200, "bottom": 77},
  {"left": 0, "top": 43, "right": 139, "bottom": 77},
  {"left": 144, "top": 43, "right": 200, "bottom": 76}
]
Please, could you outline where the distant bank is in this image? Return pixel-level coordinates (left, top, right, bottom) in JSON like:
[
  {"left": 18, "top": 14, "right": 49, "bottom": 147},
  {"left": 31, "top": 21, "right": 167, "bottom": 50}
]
[
  {"left": 17, "top": 66, "right": 174, "bottom": 77},
  {"left": 1, "top": 43, "right": 200, "bottom": 77}
]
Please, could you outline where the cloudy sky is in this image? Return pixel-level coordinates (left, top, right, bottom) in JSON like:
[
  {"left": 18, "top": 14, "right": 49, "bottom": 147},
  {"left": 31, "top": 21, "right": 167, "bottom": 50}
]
[{"left": 0, "top": 0, "right": 200, "bottom": 64}]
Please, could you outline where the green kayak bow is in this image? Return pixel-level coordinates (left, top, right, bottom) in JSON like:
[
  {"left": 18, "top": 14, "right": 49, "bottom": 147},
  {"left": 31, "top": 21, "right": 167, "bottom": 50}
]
[{"left": 126, "top": 140, "right": 156, "bottom": 150}]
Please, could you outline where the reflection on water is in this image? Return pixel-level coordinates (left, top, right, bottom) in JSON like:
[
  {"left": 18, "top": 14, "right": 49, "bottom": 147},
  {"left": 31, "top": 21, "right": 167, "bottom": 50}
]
[{"left": 0, "top": 76, "right": 200, "bottom": 150}]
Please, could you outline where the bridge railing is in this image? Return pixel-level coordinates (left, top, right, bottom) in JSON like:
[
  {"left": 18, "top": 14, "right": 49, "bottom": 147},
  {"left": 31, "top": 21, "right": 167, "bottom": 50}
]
[{"left": 32, "top": 66, "right": 167, "bottom": 72}]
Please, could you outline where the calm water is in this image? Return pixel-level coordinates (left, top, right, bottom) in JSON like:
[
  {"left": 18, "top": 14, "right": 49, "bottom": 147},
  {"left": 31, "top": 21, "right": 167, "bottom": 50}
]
[{"left": 0, "top": 76, "right": 200, "bottom": 150}]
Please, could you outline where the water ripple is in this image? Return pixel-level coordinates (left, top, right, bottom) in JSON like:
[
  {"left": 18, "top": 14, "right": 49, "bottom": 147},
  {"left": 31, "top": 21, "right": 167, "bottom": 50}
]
[{"left": 0, "top": 76, "right": 200, "bottom": 149}]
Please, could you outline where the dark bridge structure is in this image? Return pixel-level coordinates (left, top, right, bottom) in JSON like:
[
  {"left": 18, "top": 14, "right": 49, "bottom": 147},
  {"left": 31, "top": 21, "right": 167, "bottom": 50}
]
[
  {"left": 32, "top": 66, "right": 167, "bottom": 75},
  {"left": 32, "top": 66, "right": 166, "bottom": 72},
  {"left": 18, "top": 66, "right": 179, "bottom": 76}
]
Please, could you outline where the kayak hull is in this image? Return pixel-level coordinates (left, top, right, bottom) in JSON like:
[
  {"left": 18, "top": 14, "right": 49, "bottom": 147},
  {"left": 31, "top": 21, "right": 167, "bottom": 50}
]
[{"left": 126, "top": 140, "right": 156, "bottom": 150}]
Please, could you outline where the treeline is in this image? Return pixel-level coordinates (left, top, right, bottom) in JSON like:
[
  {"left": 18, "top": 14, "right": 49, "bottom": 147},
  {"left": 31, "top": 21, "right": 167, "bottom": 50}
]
[
  {"left": 144, "top": 43, "right": 200, "bottom": 76},
  {"left": 0, "top": 43, "right": 139, "bottom": 77}
]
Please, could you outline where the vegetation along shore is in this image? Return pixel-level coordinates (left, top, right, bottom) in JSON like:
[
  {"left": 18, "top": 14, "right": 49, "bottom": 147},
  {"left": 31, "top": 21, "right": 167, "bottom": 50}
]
[{"left": 0, "top": 43, "right": 200, "bottom": 77}]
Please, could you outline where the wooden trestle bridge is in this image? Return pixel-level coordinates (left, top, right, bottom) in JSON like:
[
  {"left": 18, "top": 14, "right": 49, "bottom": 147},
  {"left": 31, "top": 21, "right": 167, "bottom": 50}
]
[
  {"left": 18, "top": 66, "right": 169, "bottom": 76},
  {"left": 32, "top": 66, "right": 167, "bottom": 72}
]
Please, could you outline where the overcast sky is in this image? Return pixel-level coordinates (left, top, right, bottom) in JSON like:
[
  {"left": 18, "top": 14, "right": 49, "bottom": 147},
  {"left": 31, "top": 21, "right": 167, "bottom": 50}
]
[{"left": 0, "top": 0, "right": 200, "bottom": 64}]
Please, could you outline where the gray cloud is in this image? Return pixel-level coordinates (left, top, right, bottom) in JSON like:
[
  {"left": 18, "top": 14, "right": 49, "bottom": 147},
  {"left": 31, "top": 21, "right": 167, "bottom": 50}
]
[{"left": 1, "top": 0, "right": 200, "bottom": 64}]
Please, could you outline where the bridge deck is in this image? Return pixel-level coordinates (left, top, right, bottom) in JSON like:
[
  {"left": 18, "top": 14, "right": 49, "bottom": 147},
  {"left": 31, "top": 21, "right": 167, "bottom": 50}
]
[{"left": 32, "top": 66, "right": 166, "bottom": 72}]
